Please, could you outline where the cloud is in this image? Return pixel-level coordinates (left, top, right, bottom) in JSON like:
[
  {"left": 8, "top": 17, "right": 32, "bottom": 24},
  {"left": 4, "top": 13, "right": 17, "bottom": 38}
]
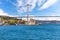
[
  {"left": 0, "top": 9, "right": 19, "bottom": 17},
  {"left": 39, "top": 0, "right": 58, "bottom": 10},
  {"left": 16, "top": 0, "right": 23, "bottom": 7},
  {"left": 16, "top": 0, "right": 58, "bottom": 13},
  {"left": 0, "top": 9, "right": 9, "bottom": 16},
  {"left": 16, "top": 0, "right": 37, "bottom": 13}
]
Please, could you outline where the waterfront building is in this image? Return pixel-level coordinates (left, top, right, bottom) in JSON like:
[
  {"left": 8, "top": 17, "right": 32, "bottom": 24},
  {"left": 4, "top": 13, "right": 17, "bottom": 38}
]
[
  {"left": 28, "top": 19, "right": 36, "bottom": 25},
  {"left": 0, "top": 17, "right": 4, "bottom": 25}
]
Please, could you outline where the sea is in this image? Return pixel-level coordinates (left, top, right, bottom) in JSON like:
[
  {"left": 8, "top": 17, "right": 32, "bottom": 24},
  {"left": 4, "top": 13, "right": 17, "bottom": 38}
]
[{"left": 0, "top": 24, "right": 60, "bottom": 40}]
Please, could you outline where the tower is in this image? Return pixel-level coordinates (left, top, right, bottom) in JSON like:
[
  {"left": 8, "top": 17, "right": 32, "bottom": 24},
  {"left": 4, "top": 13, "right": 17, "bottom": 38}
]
[{"left": 25, "top": 4, "right": 32, "bottom": 24}]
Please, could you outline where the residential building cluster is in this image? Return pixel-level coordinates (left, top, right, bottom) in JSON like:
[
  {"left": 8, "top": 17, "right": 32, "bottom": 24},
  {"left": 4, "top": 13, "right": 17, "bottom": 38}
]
[{"left": 0, "top": 16, "right": 36, "bottom": 25}]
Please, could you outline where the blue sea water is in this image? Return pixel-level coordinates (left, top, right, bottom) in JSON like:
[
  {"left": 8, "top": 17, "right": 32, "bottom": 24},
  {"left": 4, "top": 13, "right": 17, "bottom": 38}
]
[{"left": 0, "top": 24, "right": 60, "bottom": 40}]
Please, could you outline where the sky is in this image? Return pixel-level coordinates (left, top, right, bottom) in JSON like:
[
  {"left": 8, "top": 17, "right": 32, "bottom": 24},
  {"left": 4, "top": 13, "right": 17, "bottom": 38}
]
[{"left": 0, "top": 0, "right": 60, "bottom": 16}]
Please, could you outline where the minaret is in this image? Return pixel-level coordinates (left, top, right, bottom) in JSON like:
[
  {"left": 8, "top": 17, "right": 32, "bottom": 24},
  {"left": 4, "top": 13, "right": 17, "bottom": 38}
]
[{"left": 25, "top": 4, "right": 32, "bottom": 24}]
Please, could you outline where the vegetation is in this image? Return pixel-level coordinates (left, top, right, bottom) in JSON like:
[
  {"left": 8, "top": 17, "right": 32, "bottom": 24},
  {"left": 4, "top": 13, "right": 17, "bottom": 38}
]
[{"left": 0, "top": 16, "right": 26, "bottom": 25}]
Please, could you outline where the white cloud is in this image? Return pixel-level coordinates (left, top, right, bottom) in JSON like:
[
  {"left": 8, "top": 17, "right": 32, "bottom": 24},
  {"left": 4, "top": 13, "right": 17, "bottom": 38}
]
[
  {"left": 39, "top": 0, "right": 58, "bottom": 10},
  {"left": 0, "top": 9, "right": 9, "bottom": 16},
  {"left": 17, "top": 0, "right": 37, "bottom": 13},
  {"left": 0, "top": 9, "right": 19, "bottom": 17},
  {"left": 17, "top": 0, "right": 23, "bottom": 7},
  {"left": 16, "top": 0, "right": 58, "bottom": 13},
  {"left": 37, "top": 0, "right": 42, "bottom": 6}
]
